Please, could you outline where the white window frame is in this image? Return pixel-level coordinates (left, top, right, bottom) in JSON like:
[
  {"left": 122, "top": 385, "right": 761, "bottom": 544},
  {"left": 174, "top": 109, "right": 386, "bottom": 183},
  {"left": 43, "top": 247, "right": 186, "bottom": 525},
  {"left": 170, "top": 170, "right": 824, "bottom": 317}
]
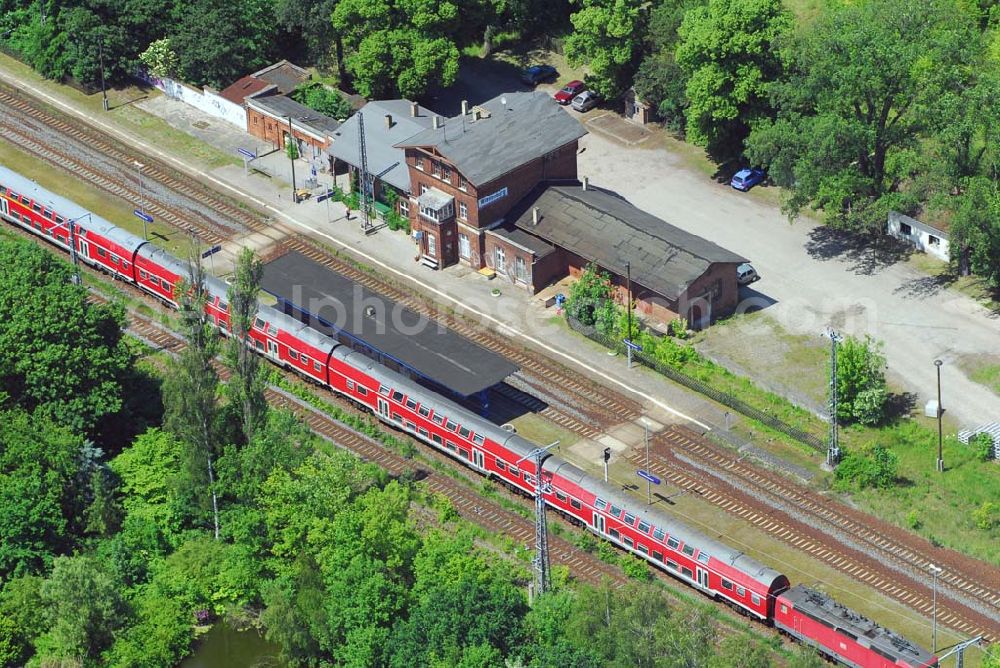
[
  {"left": 458, "top": 233, "right": 470, "bottom": 259},
  {"left": 459, "top": 201, "right": 468, "bottom": 220}
]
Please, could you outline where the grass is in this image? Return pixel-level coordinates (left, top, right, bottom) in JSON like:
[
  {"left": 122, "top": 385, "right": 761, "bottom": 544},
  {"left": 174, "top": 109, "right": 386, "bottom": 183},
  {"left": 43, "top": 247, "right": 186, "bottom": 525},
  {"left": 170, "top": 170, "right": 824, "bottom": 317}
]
[
  {"left": 507, "top": 412, "right": 580, "bottom": 450},
  {"left": 969, "top": 363, "right": 1000, "bottom": 396},
  {"left": 0, "top": 141, "right": 196, "bottom": 257},
  {"left": 0, "top": 52, "right": 237, "bottom": 171}
]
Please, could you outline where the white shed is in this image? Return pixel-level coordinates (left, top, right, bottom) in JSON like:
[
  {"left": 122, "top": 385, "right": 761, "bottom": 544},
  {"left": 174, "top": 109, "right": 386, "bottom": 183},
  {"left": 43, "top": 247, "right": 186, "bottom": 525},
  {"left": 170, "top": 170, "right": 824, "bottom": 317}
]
[{"left": 887, "top": 211, "right": 949, "bottom": 262}]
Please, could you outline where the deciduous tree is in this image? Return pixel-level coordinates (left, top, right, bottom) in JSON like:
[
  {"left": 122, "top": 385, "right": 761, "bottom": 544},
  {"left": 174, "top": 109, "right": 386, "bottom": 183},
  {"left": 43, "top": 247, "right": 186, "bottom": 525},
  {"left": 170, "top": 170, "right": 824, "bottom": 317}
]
[
  {"left": 564, "top": 0, "right": 645, "bottom": 99},
  {"left": 835, "top": 335, "right": 889, "bottom": 426},
  {"left": 226, "top": 247, "right": 267, "bottom": 443}
]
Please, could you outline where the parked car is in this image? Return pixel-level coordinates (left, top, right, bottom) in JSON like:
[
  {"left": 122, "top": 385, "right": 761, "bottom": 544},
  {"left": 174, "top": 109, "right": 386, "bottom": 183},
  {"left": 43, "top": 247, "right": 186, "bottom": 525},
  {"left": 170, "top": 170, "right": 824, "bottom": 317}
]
[
  {"left": 521, "top": 65, "right": 558, "bottom": 86},
  {"left": 736, "top": 262, "right": 759, "bottom": 285},
  {"left": 554, "top": 80, "right": 586, "bottom": 105},
  {"left": 730, "top": 168, "right": 766, "bottom": 191},
  {"left": 571, "top": 90, "right": 599, "bottom": 112}
]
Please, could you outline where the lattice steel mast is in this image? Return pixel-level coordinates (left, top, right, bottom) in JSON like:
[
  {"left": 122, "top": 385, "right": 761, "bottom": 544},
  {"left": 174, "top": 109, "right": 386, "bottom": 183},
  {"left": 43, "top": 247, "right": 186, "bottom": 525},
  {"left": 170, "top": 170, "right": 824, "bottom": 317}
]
[
  {"left": 517, "top": 440, "right": 560, "bottom": 596},
  {"left": 357, "top": 112, "right": 372, "bottom": 232},
  {"left": 825, "top": 328, "right": 843, "bottom": 466}
]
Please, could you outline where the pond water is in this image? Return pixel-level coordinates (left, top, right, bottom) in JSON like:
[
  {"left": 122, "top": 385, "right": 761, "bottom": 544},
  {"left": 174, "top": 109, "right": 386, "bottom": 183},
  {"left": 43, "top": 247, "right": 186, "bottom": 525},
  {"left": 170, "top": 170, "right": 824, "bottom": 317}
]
[{"left": 178, "top": 621, "right": 286, "bottom": 668}]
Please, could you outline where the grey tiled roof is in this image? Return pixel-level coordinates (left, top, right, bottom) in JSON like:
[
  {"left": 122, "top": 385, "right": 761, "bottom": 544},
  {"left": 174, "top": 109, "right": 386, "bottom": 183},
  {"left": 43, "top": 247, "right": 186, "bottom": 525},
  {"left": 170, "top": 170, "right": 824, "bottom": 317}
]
[
  {"left": 396, "top": 91, "right": 586, "bottom": 186},
  {"left": 248, "top": 94, "right": 340, "bottom": 137},
  {"left": 328, "top": 100, "right": 436, "bottom": 193},
  {"left": 512, "top": 184, "right": 746, "bottom": 299}
]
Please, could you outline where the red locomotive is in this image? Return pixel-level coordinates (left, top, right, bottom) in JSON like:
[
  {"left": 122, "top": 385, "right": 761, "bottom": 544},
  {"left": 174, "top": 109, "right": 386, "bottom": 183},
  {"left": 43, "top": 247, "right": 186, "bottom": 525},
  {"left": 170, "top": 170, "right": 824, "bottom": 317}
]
[{"left": 0, "top": 166, "right": 939, "bottom": 668}]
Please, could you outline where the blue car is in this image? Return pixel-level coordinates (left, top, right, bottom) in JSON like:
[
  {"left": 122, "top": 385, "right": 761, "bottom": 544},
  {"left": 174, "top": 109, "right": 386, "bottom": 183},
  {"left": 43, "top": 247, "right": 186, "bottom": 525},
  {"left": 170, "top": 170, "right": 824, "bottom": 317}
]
[
  {"left": 730, "top": 168, "right": 766, "bottom": 191},
  {"left": 520, "top": 65, "right": 558, "bottom": 86}
]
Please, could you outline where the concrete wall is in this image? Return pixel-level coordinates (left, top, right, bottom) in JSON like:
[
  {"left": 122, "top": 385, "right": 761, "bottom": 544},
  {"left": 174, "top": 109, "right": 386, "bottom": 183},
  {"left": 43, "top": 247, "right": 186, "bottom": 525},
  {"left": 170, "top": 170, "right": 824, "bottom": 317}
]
[
  {"left": 138, "top": 71, "right": 247, "bottom": 129},
  {"left": 888, "top": 211, "right": 950, "bottom": 262}
]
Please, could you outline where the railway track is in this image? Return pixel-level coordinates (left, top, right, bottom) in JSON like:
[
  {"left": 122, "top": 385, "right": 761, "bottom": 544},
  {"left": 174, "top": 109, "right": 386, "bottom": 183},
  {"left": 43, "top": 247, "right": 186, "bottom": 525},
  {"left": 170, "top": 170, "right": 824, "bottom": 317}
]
[{"left": 625, "top": 426, "right": 1000, "bottom": 642}]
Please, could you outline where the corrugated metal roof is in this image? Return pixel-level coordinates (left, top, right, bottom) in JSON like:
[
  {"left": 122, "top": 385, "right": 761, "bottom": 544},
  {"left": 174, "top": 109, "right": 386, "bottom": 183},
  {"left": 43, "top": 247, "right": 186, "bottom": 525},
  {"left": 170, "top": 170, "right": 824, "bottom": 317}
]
[
  {"left": 396, "top": 91, "right": 587, "bottom": 186},
  {"left": 512, "top": 184, "right": 747, "bottom": 299}
]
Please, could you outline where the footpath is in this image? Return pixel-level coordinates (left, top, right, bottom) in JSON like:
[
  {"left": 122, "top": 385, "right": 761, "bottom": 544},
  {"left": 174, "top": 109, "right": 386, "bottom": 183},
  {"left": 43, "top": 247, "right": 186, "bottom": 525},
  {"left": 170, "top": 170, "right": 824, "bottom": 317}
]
[{"left": 0, "top": 68, "right": 818, "bottom": 478}]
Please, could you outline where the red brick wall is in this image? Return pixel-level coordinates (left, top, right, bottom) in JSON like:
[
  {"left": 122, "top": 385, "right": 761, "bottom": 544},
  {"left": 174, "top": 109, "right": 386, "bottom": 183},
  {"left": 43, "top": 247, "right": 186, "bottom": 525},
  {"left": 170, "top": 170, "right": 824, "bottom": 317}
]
[
  {"left": 678, "top": 262, "right": 740, "bottom": 327},
  {"left": 247, "top": 107, "right": 327, "bottom": 152}
]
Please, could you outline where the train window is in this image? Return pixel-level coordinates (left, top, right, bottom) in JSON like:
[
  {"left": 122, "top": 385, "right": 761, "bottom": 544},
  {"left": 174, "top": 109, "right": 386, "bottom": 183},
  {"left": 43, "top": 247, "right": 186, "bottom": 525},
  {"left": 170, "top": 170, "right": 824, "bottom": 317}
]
[
  {"left": 418, "top": 405, "right": 430, "bottom": 417},
  {"left": 570, "top": 498, "right": 582, "bottom": 510},
  {"left": 609, "top": 528, "right": 620, "bottom": 540},
  {"left": 682, "top": 567, "right": 693, "bottom": 579},
  {"left": 20, "top": 195, "right": 29, "bottom": 205},
  {"left": 219, "top": 301, "right": 228, "bottom": 312},
  {"left": 510, "top": 467, "right": 519, "bottom": 477},
  {"left": 459, "top": 449, "right": 469, "bottom": 460},
  {"left": 609, "top": 505, "right": 622, "bottom": 518},
  {"left": 357, "top": 386, "right": 368, "bottom": 396},
  {"left": 55, "top": 216, "right": 64, "bottom": 224},
  {"left": 301, "top": 355, "right": 309, "bottom": 365},
  {"left": 473, "top": 434, "right": 484, "bottom": 445},
  {"left": 392, "top": 413, "right": 402, "bottom": 423},
  {"left": 682, "top": 544, "right": 695, "bottom": 557},
  {"left": 97, "top": 247, "right": 107, "bottom": 257},
  {"left": 418, "top": 427, "right": 429, "bottom": 437},
  {"left": 405, "top": 398, "right": 417, "bottom": 410},
  {"left": 737, "top": 587, "right": 745, "bottom": 597},
  {"left": 722, "top": 579, "right": 733, "bottom": 590},
  {"left": 637, "top": 543, "right": 648, "bottom": 555},
  {"left": 379, "top": 385, "right": 390, "bottom": 396},
  {"left": 405, "top": 421, "right": 416, "bottom": 430},
  {"left": 347, "top": 380, "right": 355, "bottom": 390},
  {"left": 0, "top": 186, "right": 5, "bottom": 194},
  {"left": 697, "top": 552, "right": 710, "bottom": 565},
  {"left": 254, "top": 318, "right": 264, "bottom": 330},
  {"left": 637, "top": 521, "right": 651, "bottom": 534},
  {"left": 555, "top": 490, "right": 567, "bottom": 501},
  {"left": 431, "top": 414, "right": 444, "bottom": 425},
  {"left": 524, "top": 472, "right": 534, "bottom": 484},
  {"left": 496, "top": 460, "right": 506, "bottom": 471},
  {"left": 751, "top": 594, "right": 761, "bottom": 606},
  {"left": 149, "top": 276, "right": 159, "bottom": 287},
  {"left": 666, "top": 560, "right": 678, "bottom": 572},
  {"left": 623, "top": 512, "right": 636, "bottom": 526},
  {"left": 458, "top": 426, "right": 470, "bottom": 439},
  {"left": 43, "top": 210, "right": 52, "bottom": 220},
  {"left": 653, "top": 528, "right": 665, "bottom": 542},
  {"left": 652, "top": 551, "right": 663, "bottom": 562},
  {"left": 289, "top": 350, "right": 299, "bottom": 360},
  {"left": 667, "top": 537, "right": 680, "bottom": 550},
  {"left": 431, "top": 434, "right": 442, "bottom": 445},
  {"left": 391, "top": 391, "right": 404, "bottom": 402},
  {"left": 595, "top": 498, "right": 607, "bottom": 511},
  {"left": 255, "top": 340, "right": 264, "bottom": 351},
  {"left": 314, "top": 361, "right": 322, "bottom": 372},
  {"left": 445, "top": 419, "right": 458, "bottom": 431},
  {"left": 31, "top": 203, "right": 40, "bottom": 212},
  {"left": 623, "top": 536, "right": 634, "bottom": 549},
  {"left": 267, "top": 325, "right": 277, "bottom": 336},
  {"left": 445, "top": 442, "right": 457, "bottom": 452},
  {"left": 163, "top": 283, "right": 172, "bottom": 294},
  {"left": 780, "top": 604, "right": 787, "bottom": 614},
  {"left": 111, "top": 255, "right": 119, "bottom": 264}
]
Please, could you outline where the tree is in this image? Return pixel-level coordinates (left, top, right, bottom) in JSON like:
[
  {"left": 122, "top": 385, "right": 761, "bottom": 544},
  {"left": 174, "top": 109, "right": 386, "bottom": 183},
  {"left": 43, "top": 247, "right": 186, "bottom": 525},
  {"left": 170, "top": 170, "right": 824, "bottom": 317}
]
[
  {"left": 746, "top": 0, "right": 979, "bottom": 230},
  {"left": 0, "top": 239, "right": 131, "bottom": 434},
  {"left": 0, "top": 575, "right": 45, "bottom": 667},
  {"left": 332, "top": 0, "right": 461, "bottom": 99},
  {"left": 835, "top": 335, "right": 889, "bottom": 425},
  {"left": 292, "top": 83, "right": 354, "bottom": 120},
  {"left": 564, "top": 0, "right": 646, "bottom": 99},
  {"left": 139, "top": 38, "right": 179, "bottom": 79},
  {"left": 164, "top": 256, "right": 222, "bottom": 538},
  {"left": 675, "top": 0, "right": 791, "bottom": 156},
  {"left": 0, "top": 409, "right": 85, "bottom": 580},
  {"left": 33, "top": 555, "right": 125, "bottom": 664},
  {"left": 274, "top": 0, "right": 340, "bottom": 65},
  {"left": 226, "top": 247, "right": 267, "bottom": 443},
  {"left": 566, "top": 263, "right": 615, "bottom": 327},
  {"left": 949, "top": 176, "right": 1000, "bottom": 285}
]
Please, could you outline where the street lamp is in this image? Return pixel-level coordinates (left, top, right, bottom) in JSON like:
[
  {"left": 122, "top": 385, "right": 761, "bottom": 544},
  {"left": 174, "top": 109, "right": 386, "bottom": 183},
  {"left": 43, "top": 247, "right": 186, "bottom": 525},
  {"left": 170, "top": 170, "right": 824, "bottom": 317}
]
[
  {"left": 929, "top": 564, "right": 942, "bottom": 654},
  {"left": 98, "top": 38, "right": 108, "bottom": 112},
  {"left": 133, "top": 161, "right": 147, "bottom": 240},
  {"left": 934, "top": 359, "right": 943, "bottom": 472}
]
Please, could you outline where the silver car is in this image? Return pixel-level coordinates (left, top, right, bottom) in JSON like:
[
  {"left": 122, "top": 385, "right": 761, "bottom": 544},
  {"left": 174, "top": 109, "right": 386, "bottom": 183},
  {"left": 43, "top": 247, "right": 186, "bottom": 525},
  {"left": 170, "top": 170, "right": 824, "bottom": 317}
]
[
  {"left": 571, "top": 91, "right": 599, "bottom": 112},
  {"left": 737, "top": 262, "right": 759, "bottom": 285}
]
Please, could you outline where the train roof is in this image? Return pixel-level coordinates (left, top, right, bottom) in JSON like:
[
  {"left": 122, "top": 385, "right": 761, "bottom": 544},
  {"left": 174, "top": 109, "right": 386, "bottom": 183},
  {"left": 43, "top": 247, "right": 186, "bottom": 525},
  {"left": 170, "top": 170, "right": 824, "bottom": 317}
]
[
  {"left": 260, "top": 250, "right": 518, "bottom": 397},
  {"left": 337, "top": 346, "right": 537, "bottom": 460},
  {"left": 781, "top": 585, "right": 936, "bottom": 667},
  {"left": 136, "top": 243, "right": 190, "bottom": 280},
  {"left": 0, "top": 165, "right": 145, "bottom": 253},
  {"left": 544, "top": 455, "right": 787, "bottom": 588}
]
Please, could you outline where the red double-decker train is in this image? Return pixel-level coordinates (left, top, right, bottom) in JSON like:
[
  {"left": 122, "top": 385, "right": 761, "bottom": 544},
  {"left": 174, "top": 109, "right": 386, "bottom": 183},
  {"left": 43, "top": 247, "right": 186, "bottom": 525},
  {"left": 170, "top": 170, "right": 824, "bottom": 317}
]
[{"left": 0, "top": 165, "right": 938, "bottom": 667}]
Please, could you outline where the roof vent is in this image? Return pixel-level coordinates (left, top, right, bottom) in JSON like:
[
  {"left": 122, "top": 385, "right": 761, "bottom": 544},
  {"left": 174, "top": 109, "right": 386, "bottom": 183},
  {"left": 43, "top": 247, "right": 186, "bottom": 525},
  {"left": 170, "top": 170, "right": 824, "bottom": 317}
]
[
  {"left": 532, "top": 207, "right": 541, "bottom": 225},
  {"left": 461, "top": 100, "right": 469, "bottom": 116},
  {"left": 472, "top": 105, "right": 491, "bottom": 119},
  {"left": 433, "top": 115, "right": 441, "bottom": 129},
  {"left": 472, "top": 109, "right": 481, "bottom": 121},
  {"left": 582, "top": 176, "right": 589, "bottom": 191},
  {"left": 384, "top": 114, "right": 393, "bottom": 129},
  {"left": 410, "top": 101, "right": 419, "bottom": 117}
]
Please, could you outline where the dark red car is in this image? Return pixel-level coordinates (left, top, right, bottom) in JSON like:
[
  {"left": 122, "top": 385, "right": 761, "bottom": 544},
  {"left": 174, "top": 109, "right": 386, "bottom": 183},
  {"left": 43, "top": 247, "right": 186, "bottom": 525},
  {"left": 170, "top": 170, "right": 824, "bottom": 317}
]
[{"left": 554, "top": 80, "right": 586, "bottom": 105}]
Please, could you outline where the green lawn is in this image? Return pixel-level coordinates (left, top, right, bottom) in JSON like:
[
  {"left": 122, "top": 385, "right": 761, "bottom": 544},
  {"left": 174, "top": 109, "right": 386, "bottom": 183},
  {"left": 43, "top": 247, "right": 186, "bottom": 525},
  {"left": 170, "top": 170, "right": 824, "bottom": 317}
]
[{"left": 970, "top": 363, "right": 1000, "bottom": 396}]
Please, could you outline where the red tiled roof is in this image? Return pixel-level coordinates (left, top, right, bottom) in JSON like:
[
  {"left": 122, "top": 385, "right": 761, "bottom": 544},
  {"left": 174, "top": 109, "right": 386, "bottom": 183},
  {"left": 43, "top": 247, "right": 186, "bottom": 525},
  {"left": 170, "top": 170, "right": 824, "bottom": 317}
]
[{"left": 219, "top": 76, "right": 271, "bottom": 105}]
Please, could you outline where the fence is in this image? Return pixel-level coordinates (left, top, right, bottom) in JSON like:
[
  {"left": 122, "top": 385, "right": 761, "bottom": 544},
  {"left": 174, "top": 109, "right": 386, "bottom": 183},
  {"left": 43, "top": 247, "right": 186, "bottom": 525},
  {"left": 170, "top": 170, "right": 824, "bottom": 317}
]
[{"left": 566, "top": 316, "right": 827, "bottom": 452}]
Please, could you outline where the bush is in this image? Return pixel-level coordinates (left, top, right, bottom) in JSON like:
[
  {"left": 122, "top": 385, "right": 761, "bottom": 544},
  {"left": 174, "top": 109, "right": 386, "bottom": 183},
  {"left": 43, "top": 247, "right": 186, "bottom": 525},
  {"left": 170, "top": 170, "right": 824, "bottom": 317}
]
[
  {"left": 836, "top": 336, "right": 889, "bottom": 425},
  {"left": 621, "top": 555, "right": 652, "bottom": 581},
  {"left": 670, "top": 317, "right": 689, "bottom": 338},
  {"left": 833, "top": 444, "right": 898, "bottom": 491},
  {"left": 970, "top": 432, "right": 995, "bottom": 461},
  {"left": 906, "top": 509, "right": 921, "bottom": 530},
  {"left": 971, "top": 502, "right": 998, "bottom": 531}
]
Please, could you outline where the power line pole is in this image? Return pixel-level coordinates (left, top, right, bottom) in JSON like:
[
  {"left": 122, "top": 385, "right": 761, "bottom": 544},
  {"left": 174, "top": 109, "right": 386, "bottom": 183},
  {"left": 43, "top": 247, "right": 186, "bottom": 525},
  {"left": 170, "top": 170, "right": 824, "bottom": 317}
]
[
  {"left": 98, "top": 38, "right": 108, "bottom": 112},
  {"left": 824, "top": 328, "right": 843, "bottom": 467},
  {"left": 517, "top": 440, "right": 559, "bottom": 598},
  {"left": 626, "top": 261, "right": 633, "bottom": 369},
  {"left": 285, "top": 115, "right": 297, "bottom": 202},
  {"left": 357, "top": 111, "right": 373, "bottom": 232}
]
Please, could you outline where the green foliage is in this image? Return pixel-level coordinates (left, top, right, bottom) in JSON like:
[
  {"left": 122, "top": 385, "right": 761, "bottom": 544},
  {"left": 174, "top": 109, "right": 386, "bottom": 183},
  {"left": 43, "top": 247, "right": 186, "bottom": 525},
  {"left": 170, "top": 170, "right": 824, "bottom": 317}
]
[
  {"left": 291, "top": 83, "right": 354, "bottom": 120},
  {"left": 835, "top": 335, "right": 889, "bottom": 426},
  {"left": 139, "top": 38, "right": 179, "bottom": 79},
  {"left": 0, "top": 575, "right": 45, "bottom": 667},
  {"left": 226, "top": 247, "right": 267, "bottom": 443},
  {"left": 972, "top": 501, "right": 998, "bottom": 530},
  {"left": 949, "top": 176, "right": 1000, "bottom": 286},
  {"left": 104, "top": 589, "right": 191, "bottom": 668},
  {"left": 675, "top": 0, "right": 792, "bottom": 155},
  {"left": 332, "top": 0, "right": 461, "bottom": 99},
  {"left": 746, "top": 0, "right": 979, "bottom": 230},
  {"left": 670, "top": 316, "right": 689, "bottom": 338},
  {"left": 621, "top": 554, "right": 652, "bottom": 581},
  {"left": 970, "top": 432, "right": 996, "bottom": 461},
  {"left": 834, "top": 444, "right": 899, "bottom": 491},
  {"left": 0, "top": 238, "right": 132, "bottom": 434},
  {"left": 906, "top": 508, "right": 921, "bottom": 530},
  {"left": 566, "top": 263, "right": 615, "bottom": 327},
  {"left": 565, "top": 0, "right": 646, "bottom": 99},
  {"left": 0, "top": 409, "right": 86, "bottom": 580}
]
